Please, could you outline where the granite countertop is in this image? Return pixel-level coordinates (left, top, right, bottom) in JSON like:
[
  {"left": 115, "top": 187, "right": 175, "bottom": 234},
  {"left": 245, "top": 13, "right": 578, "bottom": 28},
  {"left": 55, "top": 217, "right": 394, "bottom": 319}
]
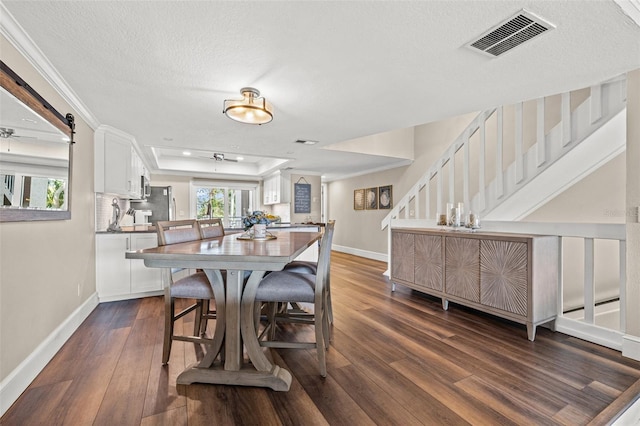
[{"left": 96, "top": 222, "right": 322, "bottom": 234}]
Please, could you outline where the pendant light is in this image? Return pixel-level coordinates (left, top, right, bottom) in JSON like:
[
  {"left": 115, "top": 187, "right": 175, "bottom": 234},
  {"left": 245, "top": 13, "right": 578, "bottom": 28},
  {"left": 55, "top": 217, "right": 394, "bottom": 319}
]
[{"left": 223, "top": 87, "right": 273, "bottom": 125}]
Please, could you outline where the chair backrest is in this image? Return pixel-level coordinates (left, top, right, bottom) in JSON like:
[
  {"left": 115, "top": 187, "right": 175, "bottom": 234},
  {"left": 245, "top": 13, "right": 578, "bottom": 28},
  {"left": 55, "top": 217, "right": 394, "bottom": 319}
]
[
  {"left": 156, "top": 219, "right": 201, "bottom": 246},
  {"left": 198, "top": 218, "right": 225, "bottom": 239},
  {"left": 314, "top": 220, "right": 335, "bottom": 297}
]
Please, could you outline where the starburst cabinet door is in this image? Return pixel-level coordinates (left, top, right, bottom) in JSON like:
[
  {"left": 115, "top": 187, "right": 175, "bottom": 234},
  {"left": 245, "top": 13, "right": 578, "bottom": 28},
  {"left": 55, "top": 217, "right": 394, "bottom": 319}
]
[
  {"left": 414, "top": 234, "right": 443, "bottom": 291},
  {"left": 480, "top": 240, "right": 528, "bottom": 316},
  {"left": 391, "top": 231, "right": 414, "bottom": 283},
  {"left": 445, "top": 237, "right": 480, "bottom": 302}
]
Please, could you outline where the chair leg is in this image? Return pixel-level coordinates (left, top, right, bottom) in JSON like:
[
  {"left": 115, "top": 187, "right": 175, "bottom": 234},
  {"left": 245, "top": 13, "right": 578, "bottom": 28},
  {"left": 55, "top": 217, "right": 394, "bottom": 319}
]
[
  {"left": 162, "top": 296, "right": 175, "bottom": 365},
  {"left": 314, "top": 306, "right": 327, "bottom": 377},
  {"left": 267, "top": 302, "right": 278, "bottom": 340},
  {"left": 193, "top": 300, "right": 203, "bottom": 337},
  {"left": 326, "top": 284, "right": 334, "bottom": 325},
  {"left": 322, "top": 297, "right": 331, "bottom": 350},
  {"left": 200, "top": 299, "right": 210, "bottom": 336}
]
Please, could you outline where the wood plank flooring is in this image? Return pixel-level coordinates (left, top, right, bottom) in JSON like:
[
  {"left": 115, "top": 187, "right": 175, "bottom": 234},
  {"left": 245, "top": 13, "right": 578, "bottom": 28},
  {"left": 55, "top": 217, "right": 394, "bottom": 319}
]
[{"left": 3, "top": 251, "right": 640, "bottom": 425}]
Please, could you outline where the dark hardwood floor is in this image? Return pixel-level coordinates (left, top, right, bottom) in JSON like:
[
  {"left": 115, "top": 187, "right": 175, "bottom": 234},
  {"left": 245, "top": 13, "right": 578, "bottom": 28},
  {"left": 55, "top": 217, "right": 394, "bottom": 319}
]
[{"left": 3, "top": 251, "right": 640, "bottom": 425}]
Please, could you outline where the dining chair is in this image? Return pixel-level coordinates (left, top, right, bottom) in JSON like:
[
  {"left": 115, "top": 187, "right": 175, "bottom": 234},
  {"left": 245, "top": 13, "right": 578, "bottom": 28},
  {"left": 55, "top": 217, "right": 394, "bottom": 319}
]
[
  {"left": 254, "top": 220, "right": 335, "bottom": 377},
  {"left": 197, "top": 218, "right": 225, "bottom": 239},
  {"left": 156, "top": 219, "right": 224, "bottom": 364},
  {"left": 282, "top": 220, "right": 335, "bottom": 324}
]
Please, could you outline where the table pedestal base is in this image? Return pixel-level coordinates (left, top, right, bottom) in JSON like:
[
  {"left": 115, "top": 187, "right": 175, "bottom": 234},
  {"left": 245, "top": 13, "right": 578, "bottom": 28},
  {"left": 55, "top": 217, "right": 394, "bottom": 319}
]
[{"left": 176, "top": 363, "right": 292, "bottom": 391}]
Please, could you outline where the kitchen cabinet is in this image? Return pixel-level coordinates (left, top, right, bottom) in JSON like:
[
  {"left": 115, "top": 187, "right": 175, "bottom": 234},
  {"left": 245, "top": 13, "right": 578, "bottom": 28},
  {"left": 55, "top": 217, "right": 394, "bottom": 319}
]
[
  {"left": 96, "top": 233, "right": 162, "bottom": 301},
  {"left": 94, "top": 126, "right": 145, "bottom": 199},
  {"left": 263, "top": 171, "right": 291, "bottom": 205},
  {"left": 391, "top": 228, "right": 558, "bottom": 341}
]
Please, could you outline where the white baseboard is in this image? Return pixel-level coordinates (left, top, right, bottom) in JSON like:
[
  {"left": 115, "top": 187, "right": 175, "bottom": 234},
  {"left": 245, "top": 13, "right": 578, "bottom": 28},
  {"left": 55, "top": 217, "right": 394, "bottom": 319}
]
[
  {"left": 332, "top": 245, "right": 387, "bottom": 262},
  {"left": 623, "top": 334, "right": 640, "bottom": 361},
  {"left": 98, "top": 290, "right": 163, "bottom": 303},
  {"left": 554, "top": 316, "right": 623, "bottom": 351},
  {"left": 0, "top": 292, "right": 99, "bottom": 417}
]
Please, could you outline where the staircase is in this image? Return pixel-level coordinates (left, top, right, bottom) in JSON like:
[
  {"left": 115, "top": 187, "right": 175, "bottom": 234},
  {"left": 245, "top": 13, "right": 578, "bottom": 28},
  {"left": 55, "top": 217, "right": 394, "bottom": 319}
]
[{"left": 381, "top": 75, "right": 627, "bottom": 229}]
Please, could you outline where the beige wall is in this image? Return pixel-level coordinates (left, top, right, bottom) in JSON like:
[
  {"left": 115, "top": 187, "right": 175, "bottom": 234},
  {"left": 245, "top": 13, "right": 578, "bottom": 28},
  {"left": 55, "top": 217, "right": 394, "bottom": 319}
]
[
  {"left": 0, "top": 37, "right": 96, "bottom": 381},
  {"left": 328, "top": 112, "right": 478, "bottom": 255}
]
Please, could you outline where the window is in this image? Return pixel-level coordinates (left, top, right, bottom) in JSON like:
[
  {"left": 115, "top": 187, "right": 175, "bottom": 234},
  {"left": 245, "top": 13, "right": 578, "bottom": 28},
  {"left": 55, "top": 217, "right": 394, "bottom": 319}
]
[{"left": 191, "top": 181, "right": 257, "bottom": 228}]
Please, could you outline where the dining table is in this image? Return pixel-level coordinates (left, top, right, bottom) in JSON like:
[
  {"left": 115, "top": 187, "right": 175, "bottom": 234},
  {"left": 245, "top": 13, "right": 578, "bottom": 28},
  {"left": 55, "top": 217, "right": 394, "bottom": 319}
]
[{"left": 125, "top": 230, "right": 322, "bottom": 391}]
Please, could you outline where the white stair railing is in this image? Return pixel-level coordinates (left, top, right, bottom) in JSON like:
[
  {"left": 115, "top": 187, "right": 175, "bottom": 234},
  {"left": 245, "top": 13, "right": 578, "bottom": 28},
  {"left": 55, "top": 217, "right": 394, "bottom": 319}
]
[{"left": 382, "top": 75, "right": 626, "bottom": 232}]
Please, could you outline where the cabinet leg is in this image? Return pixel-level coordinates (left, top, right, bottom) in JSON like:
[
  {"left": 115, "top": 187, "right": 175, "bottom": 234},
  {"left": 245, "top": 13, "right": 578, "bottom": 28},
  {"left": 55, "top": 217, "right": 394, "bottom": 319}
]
[
  {"left": 391, "top": 282, "right": 396, "bottom": 292},
  {"left": 527, "top": 323, "right": 536, "bottom": 341},
  {"left": 442, "top": 298, "right": 449, "bottom": 310}
]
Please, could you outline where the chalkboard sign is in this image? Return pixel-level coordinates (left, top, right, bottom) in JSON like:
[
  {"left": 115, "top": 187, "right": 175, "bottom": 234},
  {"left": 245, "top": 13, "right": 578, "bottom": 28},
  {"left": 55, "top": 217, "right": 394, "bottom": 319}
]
[{"left": 294, "top": 183, "right": 311, "bottom": 213}]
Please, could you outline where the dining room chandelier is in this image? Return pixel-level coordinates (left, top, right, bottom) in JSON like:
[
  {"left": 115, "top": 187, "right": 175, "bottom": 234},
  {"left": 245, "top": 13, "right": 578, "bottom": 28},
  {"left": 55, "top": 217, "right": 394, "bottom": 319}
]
[{"left": 223, "top": 87, "right": 273, "bottom": 125}]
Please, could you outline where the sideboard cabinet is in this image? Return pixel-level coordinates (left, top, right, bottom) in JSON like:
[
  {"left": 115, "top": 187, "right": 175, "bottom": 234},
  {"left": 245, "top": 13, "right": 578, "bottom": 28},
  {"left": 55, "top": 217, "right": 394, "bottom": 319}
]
[{"left": 391, "top": 228, "right": 558, "bottom": 341}]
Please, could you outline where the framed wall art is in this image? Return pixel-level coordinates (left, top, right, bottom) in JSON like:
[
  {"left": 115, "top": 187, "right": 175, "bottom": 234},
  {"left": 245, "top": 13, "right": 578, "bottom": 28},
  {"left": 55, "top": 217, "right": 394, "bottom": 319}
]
[
  {"left": 365, "top": 187, "right": 378, "bottom": 210},
  {"left": 378, "top": 185, "right": 392, "bottom": 209},
  {"left": 354, "top": 189, "right": 365, "bottom": 210}
]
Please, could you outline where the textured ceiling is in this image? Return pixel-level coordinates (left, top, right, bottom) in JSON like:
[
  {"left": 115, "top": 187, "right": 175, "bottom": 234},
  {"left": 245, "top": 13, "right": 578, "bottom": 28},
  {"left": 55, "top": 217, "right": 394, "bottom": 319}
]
[{"left": 2, "top": 1, "right": 639, "bottom": 181}]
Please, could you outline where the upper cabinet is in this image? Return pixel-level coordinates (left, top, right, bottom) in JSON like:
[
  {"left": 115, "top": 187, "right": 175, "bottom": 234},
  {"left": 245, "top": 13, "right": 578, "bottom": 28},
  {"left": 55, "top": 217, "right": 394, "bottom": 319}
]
[
  {"left": 263, "top": 171, "right": 291, "bottom": 205},
  {"left": 94, "top": 126, "right": 146, "bottom": 199}
]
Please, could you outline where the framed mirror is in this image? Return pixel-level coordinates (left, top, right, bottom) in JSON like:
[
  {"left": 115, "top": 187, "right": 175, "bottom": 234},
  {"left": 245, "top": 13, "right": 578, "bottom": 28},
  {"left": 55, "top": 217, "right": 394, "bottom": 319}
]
[{"left": 0, "top": 60, "right": 75, "bottom": 222}]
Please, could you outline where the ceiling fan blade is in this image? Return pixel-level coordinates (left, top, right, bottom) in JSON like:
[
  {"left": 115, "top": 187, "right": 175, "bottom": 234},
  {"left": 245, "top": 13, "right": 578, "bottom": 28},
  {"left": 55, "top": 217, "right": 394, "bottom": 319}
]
[{"left": 223, "top": 158, "right": 238, "bottom": 162}]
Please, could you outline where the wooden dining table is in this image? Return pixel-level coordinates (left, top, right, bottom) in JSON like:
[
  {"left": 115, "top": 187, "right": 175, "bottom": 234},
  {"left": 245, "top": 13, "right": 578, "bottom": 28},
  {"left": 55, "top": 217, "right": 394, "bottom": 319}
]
[{"left": 126, "top": 230, "right": 322, "bottom": 391}]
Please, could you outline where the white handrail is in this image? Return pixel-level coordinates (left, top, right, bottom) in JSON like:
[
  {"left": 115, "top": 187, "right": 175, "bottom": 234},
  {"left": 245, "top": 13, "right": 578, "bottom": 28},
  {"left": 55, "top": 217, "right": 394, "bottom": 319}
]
[{"left": 381, "top": 75, "right": 627, "bottom": 232}]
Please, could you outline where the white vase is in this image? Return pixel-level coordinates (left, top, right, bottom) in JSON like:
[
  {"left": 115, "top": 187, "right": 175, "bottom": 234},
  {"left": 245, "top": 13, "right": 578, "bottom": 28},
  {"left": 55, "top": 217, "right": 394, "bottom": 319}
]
[{"left": 253, "top": 224, "right": 267, "bottom": 238}]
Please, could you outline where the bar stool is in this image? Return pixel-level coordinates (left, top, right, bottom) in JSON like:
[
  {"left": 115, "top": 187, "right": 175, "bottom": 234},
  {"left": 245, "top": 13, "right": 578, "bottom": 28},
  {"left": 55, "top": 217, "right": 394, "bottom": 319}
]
[
  {"left": 254, "top": 220, "right": 335, "bottom": 377},
  {"left": 156, "top": 219, "right": 225, "bottom": 364},
  {"left": 282, "top": 220, "right": 335, "bottom": 324}
]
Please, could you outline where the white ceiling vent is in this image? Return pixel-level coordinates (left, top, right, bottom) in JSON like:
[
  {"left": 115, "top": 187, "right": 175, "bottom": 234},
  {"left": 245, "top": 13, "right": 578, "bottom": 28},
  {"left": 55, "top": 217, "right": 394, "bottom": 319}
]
[{"left": 467, "top": 10, "right": 555, "bottom": 57}]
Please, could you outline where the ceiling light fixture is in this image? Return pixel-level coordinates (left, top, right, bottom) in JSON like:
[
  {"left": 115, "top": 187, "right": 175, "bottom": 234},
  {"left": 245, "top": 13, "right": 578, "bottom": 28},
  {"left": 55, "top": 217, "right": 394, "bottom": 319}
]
[{"left": 223, "top": 87, "right": 273, "bottom": 125}]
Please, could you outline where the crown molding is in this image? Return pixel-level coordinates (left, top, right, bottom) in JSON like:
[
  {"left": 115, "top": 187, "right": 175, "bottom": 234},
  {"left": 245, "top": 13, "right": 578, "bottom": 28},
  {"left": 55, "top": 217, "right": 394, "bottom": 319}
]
[{"left": 0, "top": 2, "right": 100, "bottom": 130}]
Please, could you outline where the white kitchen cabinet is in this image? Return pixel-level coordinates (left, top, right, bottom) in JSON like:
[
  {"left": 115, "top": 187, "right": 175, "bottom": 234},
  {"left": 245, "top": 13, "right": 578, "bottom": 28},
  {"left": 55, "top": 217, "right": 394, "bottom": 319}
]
[
  {"left": 94, "top": 125, "right": 144, "bottom": 199},
  {"left": 96, "top": 233, "right": 163, "bottom": 301},
  {"left": 263, "top": 171, "right": 291, "bottom": 205}
]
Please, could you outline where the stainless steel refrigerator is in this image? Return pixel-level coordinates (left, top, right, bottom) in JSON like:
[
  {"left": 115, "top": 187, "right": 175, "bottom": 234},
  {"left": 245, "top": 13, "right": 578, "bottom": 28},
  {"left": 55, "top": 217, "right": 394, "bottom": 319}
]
[{"left": 133, "top": 186, "right": 175, "bottom": 224}]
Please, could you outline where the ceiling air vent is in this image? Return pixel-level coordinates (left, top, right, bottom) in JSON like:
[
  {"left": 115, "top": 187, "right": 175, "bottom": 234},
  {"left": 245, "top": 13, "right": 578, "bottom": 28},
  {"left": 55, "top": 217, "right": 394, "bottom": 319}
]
[{"left": 467, "top": 10, "right": 554, "bottom": 57}]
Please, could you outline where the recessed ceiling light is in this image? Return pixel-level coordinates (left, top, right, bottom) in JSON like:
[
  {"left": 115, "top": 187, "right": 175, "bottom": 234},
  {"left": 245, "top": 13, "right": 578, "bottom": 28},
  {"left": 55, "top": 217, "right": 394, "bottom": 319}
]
[
  {"left": 236, "top": 156, "right": 244, "bottom": 161},
  {"left": 295, "top": 139, "right": 318, "bottom": 145},
  {"left": 183, "top": 151, "right": 191, "bottom": 156},
  {"left": 21, "top": 118, "right": 37, "bottom": 124}
]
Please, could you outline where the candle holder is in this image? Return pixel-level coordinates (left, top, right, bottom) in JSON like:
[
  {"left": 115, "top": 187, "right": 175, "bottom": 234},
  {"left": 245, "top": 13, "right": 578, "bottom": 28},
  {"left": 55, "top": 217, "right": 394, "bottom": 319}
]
[{"left": 466, "top": 211, "right": 481, "bottom": 230}]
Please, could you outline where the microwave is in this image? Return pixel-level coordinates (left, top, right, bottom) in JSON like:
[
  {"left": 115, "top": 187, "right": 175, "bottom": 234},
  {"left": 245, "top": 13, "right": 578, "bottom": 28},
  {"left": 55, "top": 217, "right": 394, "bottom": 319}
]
[{"left": 141, "top": 176, "right": 151, "bottom": 199}]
